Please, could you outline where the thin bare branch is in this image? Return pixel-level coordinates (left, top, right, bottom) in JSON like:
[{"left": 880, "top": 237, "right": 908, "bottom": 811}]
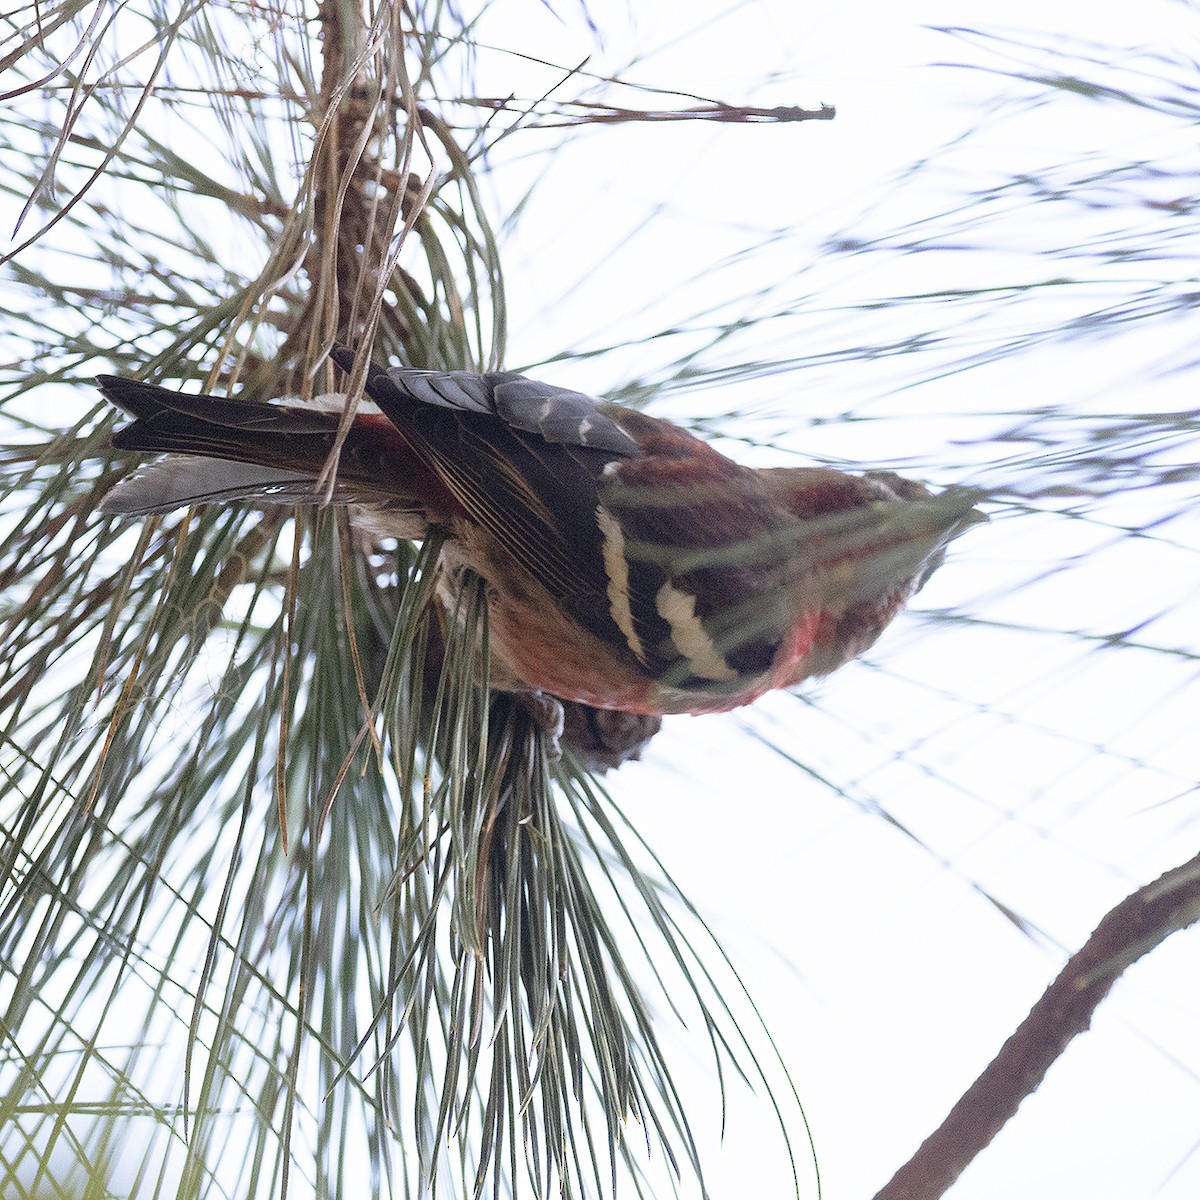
[{"left": 874, "top": 851, "right": 1200, "bottom": 1200}]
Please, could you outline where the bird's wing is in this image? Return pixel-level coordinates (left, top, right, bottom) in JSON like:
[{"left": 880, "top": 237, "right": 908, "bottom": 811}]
[
  {"left": 340, "top": 350, "right": 800, "bottom": 688},
  {"left": 594, "top": 410, "right": 803, "bottom": 686},
  {"left": 338, "top": 354, "right": 638, "bottom": 653}
]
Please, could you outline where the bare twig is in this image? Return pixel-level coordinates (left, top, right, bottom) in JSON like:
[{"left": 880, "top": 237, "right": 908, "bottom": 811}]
[
  {"left": 454, "top": 97, "right": 836, "bottom": 127},
  {"left": 874, "top": 849, "right": 1200, "bottom": 1200}
]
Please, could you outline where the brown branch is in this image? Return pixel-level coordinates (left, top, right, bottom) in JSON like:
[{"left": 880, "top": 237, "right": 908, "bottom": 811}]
[
  {"left": 874, "top": 848, "right": 1200, "bottom": 1200},
  {"left": 453, "top": 98, "right": 836, "bottom": 127}
]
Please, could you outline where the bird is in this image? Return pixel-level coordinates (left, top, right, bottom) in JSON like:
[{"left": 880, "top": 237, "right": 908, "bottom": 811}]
[{"left": 98, "top": 345, "right": 983, "bottom": 717}]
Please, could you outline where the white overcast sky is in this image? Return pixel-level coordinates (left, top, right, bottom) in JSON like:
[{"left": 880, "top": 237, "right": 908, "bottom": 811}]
[
  {"left": 7, "top": 1, "right": 1197, "bottom": 1197},
  {"left": 458, "top": 2, "right": 1200, "bottom": 1198}
]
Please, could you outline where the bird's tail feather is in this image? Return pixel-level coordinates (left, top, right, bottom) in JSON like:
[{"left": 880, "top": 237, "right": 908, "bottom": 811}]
[
  {"left": 99, "top": 376, "right": 348, "bottom": 463},
  {"left": 100, "top": 457, "right": 327, "bottom": 516},
  {"left": 98, "top": 374, "right": 427, "bottom": 520}
]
